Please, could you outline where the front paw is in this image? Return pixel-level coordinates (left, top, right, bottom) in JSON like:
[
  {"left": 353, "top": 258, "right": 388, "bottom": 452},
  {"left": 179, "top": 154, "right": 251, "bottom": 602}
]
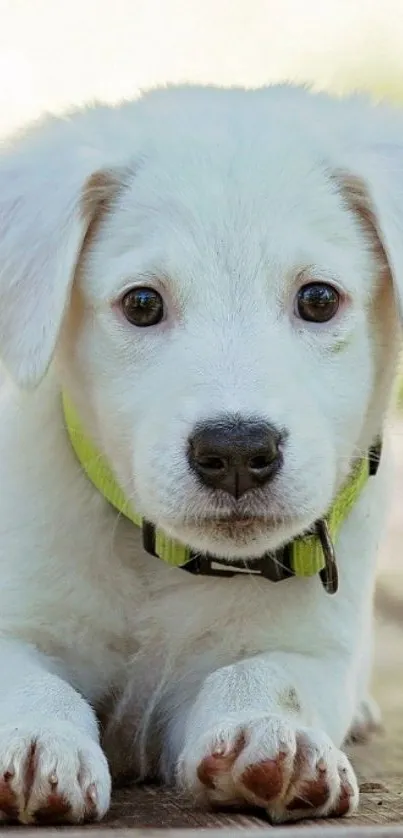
[
  {"left": 178, "top": 715, "right": 358, "bottom": 823},
  {"left": 0, "top": 720, "right": 111, "bottom": 824}
]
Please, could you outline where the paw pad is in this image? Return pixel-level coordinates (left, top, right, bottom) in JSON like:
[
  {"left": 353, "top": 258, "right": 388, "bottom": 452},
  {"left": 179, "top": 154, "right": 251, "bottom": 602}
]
[
  {"left": 287, "top": 775, "right": 329, "bottom": 810},
  {"left": 241, "top": 758, "right": 284, "bottom": 802}
]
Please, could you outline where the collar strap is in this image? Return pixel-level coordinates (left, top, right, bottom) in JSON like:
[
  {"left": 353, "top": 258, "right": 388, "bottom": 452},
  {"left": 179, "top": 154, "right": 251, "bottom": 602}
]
[{"left": 62, "top": 394, "right": 381, "bottom": 595}]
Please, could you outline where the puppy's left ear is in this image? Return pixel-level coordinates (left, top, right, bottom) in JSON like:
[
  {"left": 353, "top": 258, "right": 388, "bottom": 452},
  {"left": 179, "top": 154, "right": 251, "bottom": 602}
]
[
  {"left": 0, "top": 115, "right": 123, "bottom": 388},
  {"left": 335, "top": 137, "right": 403, "bottom": 317}
]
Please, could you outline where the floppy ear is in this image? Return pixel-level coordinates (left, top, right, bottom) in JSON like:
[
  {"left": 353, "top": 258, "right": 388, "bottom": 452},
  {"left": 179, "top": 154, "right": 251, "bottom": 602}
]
[
  {"left": 335, "top": 138, "right": 403, "bottom": 319},
  {"left": 0, "top": 114, "right": 123, "bottom": 388}
]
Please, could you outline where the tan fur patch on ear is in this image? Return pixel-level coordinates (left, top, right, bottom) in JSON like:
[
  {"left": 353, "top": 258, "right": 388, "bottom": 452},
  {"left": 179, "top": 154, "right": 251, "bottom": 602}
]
[
  {"left": 61, "top": 174, "right": 121, "bottom": 339},
  {"left": 336, "top": 172, "right": 390, "bottom": 277},
  {"left": 76, "top": 170, "right": 124, "bottom": 282},
  {"left": 336, "top": 171, "right": 400, "bottom": 428},
  {"left": 66, "top": 283, "right": 86, "bottom": 341},
  {"left": 81, "top": 170, "right": 122, "bottom": 223}
]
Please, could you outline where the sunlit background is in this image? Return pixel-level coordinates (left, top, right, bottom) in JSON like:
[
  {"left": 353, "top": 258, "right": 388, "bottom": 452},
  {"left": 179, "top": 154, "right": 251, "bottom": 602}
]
[
  {"left": 2, "top": 0, "right": 403, "bottom": 139},
  {"left": 0, "top": 0, "right": 402, "bottom": 669}
]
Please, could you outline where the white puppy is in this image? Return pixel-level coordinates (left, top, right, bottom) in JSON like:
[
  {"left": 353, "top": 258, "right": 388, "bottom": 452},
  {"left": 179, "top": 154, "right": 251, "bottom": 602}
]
[{"left": 0, "top": 84, "right": 400, "bottom": 825}]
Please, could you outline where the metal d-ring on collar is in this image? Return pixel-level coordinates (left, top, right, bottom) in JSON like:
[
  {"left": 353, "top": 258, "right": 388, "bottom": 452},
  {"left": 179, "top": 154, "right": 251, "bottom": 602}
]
[
  {"left": 142, "top": 439, "right": 382, "bottom": 595},
  {"left": 316, "top": 519, "right": 338, "bottom": 595}
]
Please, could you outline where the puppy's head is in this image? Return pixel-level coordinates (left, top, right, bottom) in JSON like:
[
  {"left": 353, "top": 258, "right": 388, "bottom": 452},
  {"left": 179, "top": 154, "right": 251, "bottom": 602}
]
[{"left": 0, "top": 86, "right": 402, "bottom": 558}]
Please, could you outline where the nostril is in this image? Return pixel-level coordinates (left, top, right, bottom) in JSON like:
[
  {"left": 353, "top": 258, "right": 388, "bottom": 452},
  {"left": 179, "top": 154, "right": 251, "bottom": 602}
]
[
  {"left": 248, "top": 453, "right": 276, "bottom": 471},
  {"left": 197, "top": 455, "right": 228, "bottom": 474},
  {"left": 248, "top": 434, "right": 281, "bottom": 473}
]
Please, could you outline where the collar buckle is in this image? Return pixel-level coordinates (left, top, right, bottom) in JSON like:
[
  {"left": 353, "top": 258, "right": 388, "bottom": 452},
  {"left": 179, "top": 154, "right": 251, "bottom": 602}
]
[{"left": 181, "top": 548, "right": 294, "bottom": 581}]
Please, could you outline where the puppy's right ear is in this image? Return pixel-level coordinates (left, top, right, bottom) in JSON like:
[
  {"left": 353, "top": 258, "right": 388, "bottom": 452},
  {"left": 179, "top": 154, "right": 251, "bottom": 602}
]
[{"left": 0, "top": 113, "right": 124, "bottom": 389}]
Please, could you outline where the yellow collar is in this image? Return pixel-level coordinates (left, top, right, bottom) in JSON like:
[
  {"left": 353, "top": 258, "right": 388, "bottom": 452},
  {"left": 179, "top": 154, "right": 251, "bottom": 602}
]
[{"left": 62, "top": 394, "right": 380, "bottom": 594}]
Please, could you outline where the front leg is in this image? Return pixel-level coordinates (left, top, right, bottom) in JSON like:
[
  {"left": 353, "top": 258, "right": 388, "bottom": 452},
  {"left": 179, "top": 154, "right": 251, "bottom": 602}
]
[
  {"left": 0, "top": 639, "right": 111, "bottom": 824},
  {"left": 172, "top": 653, "right": 359, "bottom": 823}
]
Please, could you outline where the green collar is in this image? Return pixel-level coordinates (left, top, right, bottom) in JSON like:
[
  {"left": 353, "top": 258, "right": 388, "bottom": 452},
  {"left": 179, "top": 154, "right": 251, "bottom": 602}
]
[{"left": 63, "top": 394, "right": 381, "bottom": 595}]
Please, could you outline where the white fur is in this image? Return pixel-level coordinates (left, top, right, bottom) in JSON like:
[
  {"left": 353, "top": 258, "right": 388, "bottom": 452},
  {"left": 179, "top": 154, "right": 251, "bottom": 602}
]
[{"left": 0, "top": 84, "right": 401, "bottom": 823}]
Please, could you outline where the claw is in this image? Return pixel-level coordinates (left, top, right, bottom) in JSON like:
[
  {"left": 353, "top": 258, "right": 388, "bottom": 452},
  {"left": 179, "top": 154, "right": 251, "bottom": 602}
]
[{"left": 86, "top": 784, "right": 98, "bottom": 806}]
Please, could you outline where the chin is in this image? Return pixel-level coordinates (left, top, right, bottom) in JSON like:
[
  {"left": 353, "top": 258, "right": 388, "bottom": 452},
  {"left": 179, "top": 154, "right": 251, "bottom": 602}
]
[{"left": 161, "top": 514, "right": 301, "bottom": 561}]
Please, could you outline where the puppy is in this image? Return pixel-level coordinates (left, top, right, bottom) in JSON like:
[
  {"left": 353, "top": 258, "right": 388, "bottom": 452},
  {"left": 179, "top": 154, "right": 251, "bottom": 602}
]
[{"left": 0, "top": 83, "right": 400, "bottom": 824}]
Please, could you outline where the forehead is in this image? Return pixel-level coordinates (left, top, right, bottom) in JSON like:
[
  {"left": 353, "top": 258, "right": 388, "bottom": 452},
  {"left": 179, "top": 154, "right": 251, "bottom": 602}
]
[{"left": 86, "top": 93, "right": 371, "bottom": 301}]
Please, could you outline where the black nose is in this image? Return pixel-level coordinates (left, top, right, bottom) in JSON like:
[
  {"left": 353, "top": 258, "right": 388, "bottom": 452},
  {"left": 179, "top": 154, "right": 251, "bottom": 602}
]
[{"left": 188, "top": 417, "right": 283, "bottom": 499}]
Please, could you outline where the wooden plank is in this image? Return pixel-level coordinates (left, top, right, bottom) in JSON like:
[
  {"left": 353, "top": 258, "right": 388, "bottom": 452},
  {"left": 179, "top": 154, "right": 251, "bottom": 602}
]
[{"left": 2, "top": 829, "right": 403, "bottom": 838}]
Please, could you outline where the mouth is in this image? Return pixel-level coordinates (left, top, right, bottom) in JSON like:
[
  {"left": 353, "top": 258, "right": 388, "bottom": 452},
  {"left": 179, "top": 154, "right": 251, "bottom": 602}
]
[
  {"left": 189, "top": 513, "right": 282, "bottom": 542},
  {"left": 210, "top": 514, "right": 275, "bottom": 526}
]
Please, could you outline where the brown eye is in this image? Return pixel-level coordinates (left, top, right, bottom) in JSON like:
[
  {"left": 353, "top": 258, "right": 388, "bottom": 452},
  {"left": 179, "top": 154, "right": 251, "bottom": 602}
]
[
  {"left": 296, "top": 282, "right": 340, "bottom": 323},
  {"left": 121, "top": 287, "right": 164, "bottom": 327}
]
